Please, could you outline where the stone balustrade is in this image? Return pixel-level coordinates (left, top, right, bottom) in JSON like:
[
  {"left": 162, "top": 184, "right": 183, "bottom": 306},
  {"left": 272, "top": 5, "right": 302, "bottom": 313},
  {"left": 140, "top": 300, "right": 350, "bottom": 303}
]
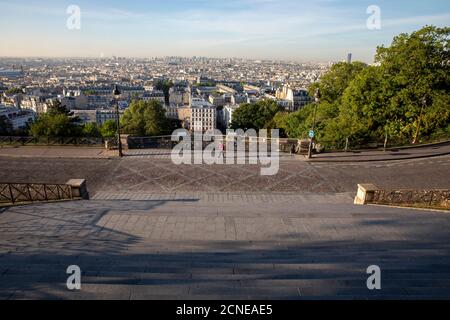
[{"left": 354, "top": 184, "right": 449, "bottom": 209}]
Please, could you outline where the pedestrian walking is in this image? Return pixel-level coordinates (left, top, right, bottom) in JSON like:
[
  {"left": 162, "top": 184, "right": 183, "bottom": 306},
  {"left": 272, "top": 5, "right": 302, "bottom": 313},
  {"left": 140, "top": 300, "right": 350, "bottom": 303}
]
[{"left": 218, "top": 142, "right": 224, "bottom": 159}]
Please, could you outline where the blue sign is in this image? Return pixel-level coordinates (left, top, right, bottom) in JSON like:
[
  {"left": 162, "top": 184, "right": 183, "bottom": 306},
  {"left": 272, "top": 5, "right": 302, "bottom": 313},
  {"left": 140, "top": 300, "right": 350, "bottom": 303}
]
[{"left": 309, "top": 130, "right": 315, "bottom": 138}]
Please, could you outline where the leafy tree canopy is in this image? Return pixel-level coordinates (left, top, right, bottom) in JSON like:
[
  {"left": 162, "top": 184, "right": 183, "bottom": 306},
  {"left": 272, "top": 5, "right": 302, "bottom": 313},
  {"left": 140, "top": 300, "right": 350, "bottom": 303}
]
[
  {"left": 230, "top": 100, "right": 281, "bottom": 131},
  {"left": 275, "top": 26, "right": 450, "bottom": 146},
  {"left": 29, "top": 113, "right": 81, "bottom": 138},
  {"left": 121, "top": 100, "right": 172, "bottom": 136},
  {"left": 100, "top": 119, "right": 117, "bottom": 138},
  {"left": 0, "top": 116, "right": 13, "bottom": 135}
]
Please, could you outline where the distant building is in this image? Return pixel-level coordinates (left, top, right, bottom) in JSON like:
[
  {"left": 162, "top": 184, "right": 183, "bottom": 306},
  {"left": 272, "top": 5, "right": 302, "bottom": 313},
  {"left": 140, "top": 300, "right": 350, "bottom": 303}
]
[
  {"left": 165, "top": 105, "right": 192, "bottom": 130},
  {"left": 71, "top": 109, "right": 97, "bottom": 124},
  {"left": 217, "top": 84, "right": 237, "bottom": 95},
  {"left": 222, "top": 104, "right": 240, "bottom": 128},
  {"left": 232, "top": 94, "right": 248, "bottom": 105},
  {"left": 243, "top": 84, "right": 260, "bottom": 95},
  {"left": 96, "top": 109, "right": 123, "bottom": 125},
  {"left": 79, "top": 85, "right": 144, "bottom": 98},
  {"left": 208, "top": 94, "right": 226, "bottom": 108},
  {"left": 0, "top": 70, "right": 23, "bottom": 80},
  {"left": 194, "top": 86, "right": 216, "bottom": 99},
  {"left": 60, "top": 95, "right": 88, "bottom": 110},
  {"left": 0, "top": 104, "right": 35, "bottom": 130},
  {"left": 142, "top": 91, "right": 165, "bottom": 104},
  {"left": 165, "top": 104, "right": 180, "bottom": 120},
  {"left": 20, "top": 96, "right": 50, "bottom": 114},
  {"left": 169, "top": 85, "right": 191, "bottom": 106},
  {"left": 71, "top": 109, "right": 123, "bottom": 125},
  {"left": 197, "top": 75, "right": 215, "bottom": 85},
  {"left": 276, "top": 85, "right": 311, "bottom": 112},
  {"left": 0, "top": 83, "right": 8, "bottom": 94},
  {"left": 190, "top": 98, "right": 216, "bottom": 132}
]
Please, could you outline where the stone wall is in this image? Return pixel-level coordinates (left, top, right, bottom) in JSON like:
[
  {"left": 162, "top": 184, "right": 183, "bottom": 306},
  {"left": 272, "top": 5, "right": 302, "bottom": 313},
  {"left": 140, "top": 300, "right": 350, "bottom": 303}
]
[{"left": 373, "top": 189, "right": 449, "bottom": 208}]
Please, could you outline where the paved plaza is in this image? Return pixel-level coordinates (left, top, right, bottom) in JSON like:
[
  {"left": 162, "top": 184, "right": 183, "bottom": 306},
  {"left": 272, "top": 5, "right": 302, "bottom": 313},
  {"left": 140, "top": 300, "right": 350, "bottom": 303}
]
[
  {"left": 0, "top": 153, "right": 449, "bottom": 299},
  {"left": 0, "top": 153, "right": 449, "bottom": 196}
]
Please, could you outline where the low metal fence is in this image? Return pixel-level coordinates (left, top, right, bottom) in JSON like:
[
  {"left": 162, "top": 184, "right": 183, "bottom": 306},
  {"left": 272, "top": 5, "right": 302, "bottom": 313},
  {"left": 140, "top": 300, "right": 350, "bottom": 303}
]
[
  {"left": 0, "top": 136, "right": 105, "bottom": 147},
  {"left": 0, "top": 183, "right": 73, "bottom": 204}
]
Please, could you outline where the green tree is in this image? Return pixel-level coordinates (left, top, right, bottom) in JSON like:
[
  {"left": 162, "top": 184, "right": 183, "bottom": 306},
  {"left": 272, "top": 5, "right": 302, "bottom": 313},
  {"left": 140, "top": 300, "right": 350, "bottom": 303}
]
[
  {"left": 0, "top": 116, "right": 13, "bottom": 135},
  {"left": 28, "top": 99, "right": 83, "bottom": 138},
  {"left": 47, "top": 100, "right": 73, "bottom": 117},
  {"left": 375, "top": 25, "right": 450, "bottom": 143},
  {"left": 100, "top": 120, "right": 117, "bottom": 138},
  {"left": 278, "top": 26, "right": 450, "bottom": 148},
  {"left": 155, "top": 80, "right": 174, "bottom": 105},
  {"left": 121, "top": 100, "right": 171, "bottom": 136},
  {"left": 309, "top": 61, "right": 367, "bottom": 104},
  {"left": 83, "top": 90, "right": 97, "bottom": 96},
  {"left": 82, "top": 122, "right": 101, "bottom": 138},
  {"left": 230, "top": 100, "right": 281, "bottom": 130},
  {"left": 29, "top": 113, "right": 81, "bottom": 138}
]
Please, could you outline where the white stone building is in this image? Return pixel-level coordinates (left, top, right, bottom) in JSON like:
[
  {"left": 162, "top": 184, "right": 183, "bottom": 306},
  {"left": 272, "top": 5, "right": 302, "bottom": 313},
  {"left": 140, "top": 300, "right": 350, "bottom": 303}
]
[
  {"left": 190, "top": 98, "right": 216, "bottom": 132},
  {"left": 0, "top": 105, "right": 36, "bottom": 130}
]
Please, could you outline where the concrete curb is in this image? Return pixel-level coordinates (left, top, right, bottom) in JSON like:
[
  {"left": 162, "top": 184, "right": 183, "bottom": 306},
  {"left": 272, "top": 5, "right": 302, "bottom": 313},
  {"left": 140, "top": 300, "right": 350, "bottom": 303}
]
[
  {"left": 307, "top": 151, "right": 450, "bottom": 163},
  {"left": 307, "top": 140, "right": 450, "bottom": 163},
  {"left": 367, "top": 203, "right": 450, "bottom": 213}
]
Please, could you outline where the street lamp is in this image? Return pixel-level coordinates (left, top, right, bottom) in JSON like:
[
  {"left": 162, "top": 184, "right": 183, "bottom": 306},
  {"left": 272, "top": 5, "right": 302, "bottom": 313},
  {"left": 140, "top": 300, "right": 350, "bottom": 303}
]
[
  {"left": 307, "top": 88, "right": 321, "bottom": 159},
  {"left": 413, "top": 96, "right": 427, "bottom": 145},
  {"left": 113, "top": 84, "right": 123, "bottom": 157}
]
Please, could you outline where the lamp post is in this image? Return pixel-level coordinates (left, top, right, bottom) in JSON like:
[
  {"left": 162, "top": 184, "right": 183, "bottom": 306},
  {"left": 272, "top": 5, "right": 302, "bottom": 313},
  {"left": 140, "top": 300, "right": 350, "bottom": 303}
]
[
  {"left": 307, "top": 88, "right": 321, "bottom": 159},
  {"left": 413, "top": 96, "right": 427, "bottom": 145},
  {"left": 113, "top": 85, "right": 123, "bottom": 157}
]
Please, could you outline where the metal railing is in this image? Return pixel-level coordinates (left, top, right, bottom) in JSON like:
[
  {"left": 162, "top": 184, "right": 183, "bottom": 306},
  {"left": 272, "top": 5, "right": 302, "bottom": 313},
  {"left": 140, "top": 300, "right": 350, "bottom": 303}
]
[
  {"left": 0, "top": 183, "right": 73, "bottom": 204},
  {"left": 0, "top": 136, "right": 105, "bottom": 147}
]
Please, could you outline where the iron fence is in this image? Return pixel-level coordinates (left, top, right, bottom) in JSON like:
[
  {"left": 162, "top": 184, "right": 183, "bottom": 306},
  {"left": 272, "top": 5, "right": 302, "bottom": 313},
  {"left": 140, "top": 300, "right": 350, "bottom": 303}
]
[
  {"left": 0, "top": 136, "right": 105, "bottom": 146},
  {"left": 0, "top": 183, "right": 72, "bottom": 204}
]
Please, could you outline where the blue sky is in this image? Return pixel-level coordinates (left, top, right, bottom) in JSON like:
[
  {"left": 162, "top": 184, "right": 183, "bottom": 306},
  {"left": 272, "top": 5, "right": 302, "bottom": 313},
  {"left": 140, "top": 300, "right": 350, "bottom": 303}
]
[{"left": 0, "top": 0, "right": 449, "bottom": 62}]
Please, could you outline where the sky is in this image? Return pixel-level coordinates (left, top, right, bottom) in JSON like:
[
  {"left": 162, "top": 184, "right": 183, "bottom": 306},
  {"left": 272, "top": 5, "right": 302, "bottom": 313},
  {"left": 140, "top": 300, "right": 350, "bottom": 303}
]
[{"left": 0, "top": 0, "right": 449, "bottom": 63}]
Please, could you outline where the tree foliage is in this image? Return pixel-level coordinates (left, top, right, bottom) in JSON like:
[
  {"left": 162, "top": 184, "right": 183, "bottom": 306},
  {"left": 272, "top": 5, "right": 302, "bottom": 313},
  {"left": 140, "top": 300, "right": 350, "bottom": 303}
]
[
  {"left": 230, "top": 100, "right": 281, "bottom": 130},
  {"left": 29, "top": 113, "right": 81, "bottom": 138},
  {"left": 0, "top": 116, "right": 13, "bottom": 135},
  {"left": 82, "top": 122, "right": 101, "bottom": 138},
  {"left": 29, "top": 101, "right": 80, "bottom": 137},
  {"left": 308, "top": 61, "right": 367, "bottom": 104},
  {"left": 155, "top": 79, "right": 174, "bottom": 105},
  {"left": 100, "top": 119, "right": 117, "bottom": 138},
  {"left": 275, "top": 26, "right": 450, "bottom": 146},
  {"left": 121, "top": 100, "right": 172, "bottom": 136}
]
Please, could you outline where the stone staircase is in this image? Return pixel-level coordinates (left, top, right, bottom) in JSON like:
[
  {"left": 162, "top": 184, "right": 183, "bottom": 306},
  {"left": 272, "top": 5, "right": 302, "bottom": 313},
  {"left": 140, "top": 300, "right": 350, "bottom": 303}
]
[{"left": 1, "top": 195, "right": 450, "bottom": 300}]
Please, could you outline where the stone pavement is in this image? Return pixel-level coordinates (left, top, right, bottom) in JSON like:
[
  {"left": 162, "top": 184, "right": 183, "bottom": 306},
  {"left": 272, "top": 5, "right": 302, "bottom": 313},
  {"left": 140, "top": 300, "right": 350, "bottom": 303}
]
[
  {"left": 0, "top": 195, "right": 450, "bottom": 299},
  {"left": 0, "top": 155, "right": 449, "bottom": 196},
  {"left": 1, "top": 140, "right": 449, "bottom": 163}
]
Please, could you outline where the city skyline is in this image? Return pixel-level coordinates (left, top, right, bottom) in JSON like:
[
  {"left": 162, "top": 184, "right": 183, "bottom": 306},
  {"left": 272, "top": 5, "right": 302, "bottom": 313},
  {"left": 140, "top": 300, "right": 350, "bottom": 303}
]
[{"left": 0, "top": 0, "right": 449, "bottom": 62}]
